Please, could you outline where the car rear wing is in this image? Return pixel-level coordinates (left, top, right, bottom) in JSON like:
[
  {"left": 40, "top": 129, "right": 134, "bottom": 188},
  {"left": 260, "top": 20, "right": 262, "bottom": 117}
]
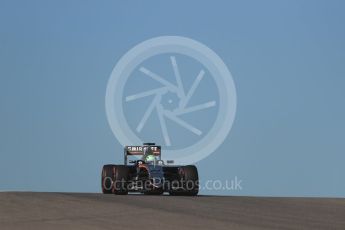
[{"left": 124, "top": 145, "right": 161, "bottom": 165}]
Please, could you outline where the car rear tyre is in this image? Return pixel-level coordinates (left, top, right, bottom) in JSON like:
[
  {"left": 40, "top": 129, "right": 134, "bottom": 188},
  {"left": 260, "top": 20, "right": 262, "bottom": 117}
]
[
  {"left": 169, "top": 165, "right": 199, "bottom": 196},
  {"left": 101, "top": 165, "right": 129, "bottom": 195},
  {"left": 101, "top": 164, "right": 115, "bottom": 194},
  {"left": 113, "top": 165, "right": 129, "bottom": 195}
]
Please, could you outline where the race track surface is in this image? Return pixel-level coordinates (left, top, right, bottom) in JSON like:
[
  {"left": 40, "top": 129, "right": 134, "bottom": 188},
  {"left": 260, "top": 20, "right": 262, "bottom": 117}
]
[{"left": 0, "top": 192, "right": 344, "bottom": 230}]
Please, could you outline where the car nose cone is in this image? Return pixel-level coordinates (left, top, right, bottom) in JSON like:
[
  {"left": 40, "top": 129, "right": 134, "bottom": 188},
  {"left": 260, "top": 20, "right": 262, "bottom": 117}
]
[{"left": 151, "top": 178, "right": 163, "bottom": 188}]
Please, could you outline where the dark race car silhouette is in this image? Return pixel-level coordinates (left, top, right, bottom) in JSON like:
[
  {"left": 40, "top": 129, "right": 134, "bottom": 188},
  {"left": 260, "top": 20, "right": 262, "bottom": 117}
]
[{"left": 101, "top": 143, "right": 198, "bottom": 195}]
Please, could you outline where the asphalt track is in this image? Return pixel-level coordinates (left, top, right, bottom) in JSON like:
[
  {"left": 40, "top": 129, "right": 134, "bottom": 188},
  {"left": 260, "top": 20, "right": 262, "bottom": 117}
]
[{"left": 0, "top": 192, "right": 344, "bottom": 230}]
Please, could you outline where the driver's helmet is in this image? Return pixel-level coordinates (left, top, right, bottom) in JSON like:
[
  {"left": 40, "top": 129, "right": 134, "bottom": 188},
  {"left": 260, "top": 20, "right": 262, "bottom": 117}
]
[{"left": 145, "top": 154, "right": 156, "bottom": 162}]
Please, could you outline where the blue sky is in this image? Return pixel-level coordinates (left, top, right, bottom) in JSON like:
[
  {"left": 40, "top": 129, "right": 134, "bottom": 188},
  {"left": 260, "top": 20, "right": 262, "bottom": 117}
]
[{"left": 1, "top": 0, "right": 344, "bottom": 196}]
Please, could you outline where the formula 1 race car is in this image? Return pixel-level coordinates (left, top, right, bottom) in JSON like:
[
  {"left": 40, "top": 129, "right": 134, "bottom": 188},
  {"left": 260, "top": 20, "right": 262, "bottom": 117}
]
[{"left": 101, "top": 143, "right": 199, "bottom": 196}]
